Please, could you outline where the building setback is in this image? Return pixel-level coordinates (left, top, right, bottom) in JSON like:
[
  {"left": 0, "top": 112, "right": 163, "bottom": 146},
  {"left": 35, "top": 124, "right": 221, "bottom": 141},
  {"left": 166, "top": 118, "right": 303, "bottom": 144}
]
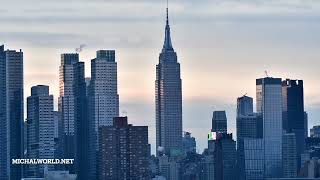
[
  {"left": 98, "top": 117, "right": 149, "bottom": 180},
  {"left": 156, "top": 7, "right": 183, "bottom": 155},
  {"left": 26, "top": 85, "right": 55, "bottom": 177}
]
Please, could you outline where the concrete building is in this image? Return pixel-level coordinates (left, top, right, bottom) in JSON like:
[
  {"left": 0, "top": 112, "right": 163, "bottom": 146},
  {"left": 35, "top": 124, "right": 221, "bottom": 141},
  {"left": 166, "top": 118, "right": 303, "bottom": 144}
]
[
  {"left": 26, "top": 85, "right": 55, "bottom": 177},
  {"left": 156, "top": 7, "right": 183, "bottom": 156},
  {"left": 257, "top": 77, "right": 283, "bottom": 178},
  {"left": 98, "top": 117, "right": 149, "bottom": 180},
  {"left": 0, "top": 45, "right": 24, "bottom": 180}
]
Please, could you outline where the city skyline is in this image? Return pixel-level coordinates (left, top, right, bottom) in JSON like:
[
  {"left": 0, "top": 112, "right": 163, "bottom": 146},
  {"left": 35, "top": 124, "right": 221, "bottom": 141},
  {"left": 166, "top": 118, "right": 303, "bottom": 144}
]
[{"left": 1, "top": 0, "right": 320, "bottom": 153}]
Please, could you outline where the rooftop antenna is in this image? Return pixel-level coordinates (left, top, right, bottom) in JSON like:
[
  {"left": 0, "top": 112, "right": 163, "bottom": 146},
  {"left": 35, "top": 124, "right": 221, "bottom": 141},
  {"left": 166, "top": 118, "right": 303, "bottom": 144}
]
[
  {"left": 264, "top": 70, "right": 269, "bottom": 77},
  {"left": 75, "top": 44, "right": 86, "bottom": 53}
]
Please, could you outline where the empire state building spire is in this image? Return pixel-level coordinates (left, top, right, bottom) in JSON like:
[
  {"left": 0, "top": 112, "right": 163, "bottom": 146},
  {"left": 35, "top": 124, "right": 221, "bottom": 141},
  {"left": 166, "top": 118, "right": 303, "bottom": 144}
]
[{"left": 162, "top": 4, "right": 174, "bottom": 52}]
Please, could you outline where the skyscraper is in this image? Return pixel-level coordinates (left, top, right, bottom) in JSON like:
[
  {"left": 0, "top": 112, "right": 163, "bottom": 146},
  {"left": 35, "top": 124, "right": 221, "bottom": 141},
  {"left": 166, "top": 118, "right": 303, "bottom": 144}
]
[
  {"left": 237, "top": 95, "right": 253, "bottom": 116},
  {"left": 26, "top": 85, "right": 54, "bottom": 177},
  {"left": 0, "top": 45, "right": 24, "bottom": 180},
  {"left": 214, "top": 133, "right": 237, "bottom": 180},
  {"left": 282, "top": 133, "right": 297, "bottom": 178},
  {"left": 282, "top": 79, "right": 305, "bottom": 172},
  {"left": 212, "top": 111, "right": 227, "bottom": 133},
  {"left": 98, "top": 117, "right": 149, "bottom": 180},
  {"left": 87, "top": 50, "right": 119, "bottom": 179},
  {"left": 256, "top": 77, "right": 283, "bottom": 178},
  {"left": 156, "top": 7, "right": 182, "bottom": 155},
  {"left": 0, "top": 45, "right": 8, "bottom": 179},
  {"left": 236, "top": 95, "right": 263, "bottom": 180},
  {"left": 58, "top": 53, "right": 87, "bottom": 177}
]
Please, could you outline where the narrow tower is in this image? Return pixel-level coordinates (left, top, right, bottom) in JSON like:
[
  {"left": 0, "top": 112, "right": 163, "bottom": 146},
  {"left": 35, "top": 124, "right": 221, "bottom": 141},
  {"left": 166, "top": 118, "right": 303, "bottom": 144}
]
[{"left": 156, "top": 5, "right": 183, "bottom": 156}]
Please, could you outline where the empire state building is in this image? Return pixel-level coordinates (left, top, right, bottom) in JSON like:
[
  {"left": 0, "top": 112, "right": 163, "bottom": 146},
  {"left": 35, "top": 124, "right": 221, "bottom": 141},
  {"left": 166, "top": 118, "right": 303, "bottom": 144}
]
[{"left": 155, "top": 7, "right": 182, "bottom": 156}]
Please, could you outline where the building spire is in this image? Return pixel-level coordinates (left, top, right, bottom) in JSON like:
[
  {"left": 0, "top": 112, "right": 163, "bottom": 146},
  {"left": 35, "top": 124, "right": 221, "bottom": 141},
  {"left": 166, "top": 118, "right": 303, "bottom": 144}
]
[{"left": 163, "top": 0, "right": 173, "bottom": 51}]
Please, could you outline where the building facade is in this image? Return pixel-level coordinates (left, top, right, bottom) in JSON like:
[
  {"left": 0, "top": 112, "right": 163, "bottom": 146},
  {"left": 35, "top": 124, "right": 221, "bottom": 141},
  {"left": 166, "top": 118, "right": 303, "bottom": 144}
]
[
  {"left": 212, "top": 111, "right": 228, "bottom": 133},
  {"left": 26, "top": 85, "right": 55, "bottom": 177},
  {"left": 214, "top": 133, "right": 237, "bottom": 180},
  {"left": 58, "top": 53, "right": 87, "bottom": 178},
  {"left": 182, "top": 132, "right": 196, "bottom": 154},
  {"left": 98, "top": 117, "right": 149, "bottom": 180},
  {"left": 256, "top": 77, "right": 283, "bottom": 178},
  {"left": 0, "top": 45, "right": 24, "bottom": 180},
  {"left": 87, "top": 50, "right": 119, "bottom": 179},
  {"left": 237, "top": 95, "right": 254, "bottom": 116},
  {"left": 156, "top": 8, "right": 183, "bottom": 155},
  {"left": 282, "top": 79, "right": 305, "bottom": 172},
  {"left": 282, "top": 133, "right": 297, "bottom": 178}
]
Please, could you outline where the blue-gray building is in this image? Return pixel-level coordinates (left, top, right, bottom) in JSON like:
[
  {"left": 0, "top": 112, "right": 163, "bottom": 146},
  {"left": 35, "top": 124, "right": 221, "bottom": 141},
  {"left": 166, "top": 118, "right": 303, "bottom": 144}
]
[
  {"left": 87, "top": 50, "right": 119, "bottom": 179},
  {"left": 212, "top": 111, "right": 228, "bottom": 134},
  {"left": 26, "top": 85, "right": 54, "bottom": 178},
  {"left": 58, "top": 53, "right": 87, "bottom": 178},
  {"left": 156, "top": 7, "right": 183, "bottom": 156},
  {"left": 282, "top": 79, "right": 305, "bottom": 173},
  {"left": 257, "top": 77, "right": 283, "bottom": 178},
  {"left": 0, "top": 45, "right": 24, "bottom": 180}
]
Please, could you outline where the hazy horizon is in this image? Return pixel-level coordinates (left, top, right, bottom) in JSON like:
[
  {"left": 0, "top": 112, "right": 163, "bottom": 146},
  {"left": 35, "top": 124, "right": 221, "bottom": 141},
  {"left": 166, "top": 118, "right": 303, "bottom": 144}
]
[{"left": 1, "top": 0, "right": 320, "bottom": 153}]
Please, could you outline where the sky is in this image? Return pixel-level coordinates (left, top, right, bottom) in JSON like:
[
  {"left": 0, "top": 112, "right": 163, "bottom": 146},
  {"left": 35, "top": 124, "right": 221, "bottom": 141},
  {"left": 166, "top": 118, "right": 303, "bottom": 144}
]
[{"left": 1, "top": 0, "right": 320, "bottom": 154}]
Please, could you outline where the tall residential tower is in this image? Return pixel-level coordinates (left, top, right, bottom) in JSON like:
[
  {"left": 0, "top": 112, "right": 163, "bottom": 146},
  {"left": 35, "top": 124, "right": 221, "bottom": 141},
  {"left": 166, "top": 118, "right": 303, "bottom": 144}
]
[{"left": 156, "top": 7, "right": 183, "bottom": 155}]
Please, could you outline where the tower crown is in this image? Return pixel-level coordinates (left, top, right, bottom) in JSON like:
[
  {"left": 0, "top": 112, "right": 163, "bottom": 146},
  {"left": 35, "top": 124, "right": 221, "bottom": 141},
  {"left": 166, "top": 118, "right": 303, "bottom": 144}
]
[{"left": 162, "top": 4, "right": 174, "bottom": 52}]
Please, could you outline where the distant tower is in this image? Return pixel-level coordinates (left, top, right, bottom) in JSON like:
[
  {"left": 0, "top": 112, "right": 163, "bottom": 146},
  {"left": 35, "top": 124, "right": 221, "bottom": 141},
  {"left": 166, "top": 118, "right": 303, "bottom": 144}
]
[
  {"left": 256, "top": 77, "right": 283, "bottom": 178},
  {"left": 212, "top": 111, "right": 227, "bottom": 133},
  {"left": 0, "top": 45, "right": 24, "bottom": 180},
  {"left": 58, "top": 53, "right": 87, "bottom": 178},
  {"left": 26, "top": 85, "right": 54, "bottom": 177},
  {"left": 282, "top": 79, "right": 305, "bottom": 172},
  {"left": 87, "top": 50, "right": 119, "bottom": 179},
  {"left": 156, "top": 5, "right": 183, "bottom": 155}
]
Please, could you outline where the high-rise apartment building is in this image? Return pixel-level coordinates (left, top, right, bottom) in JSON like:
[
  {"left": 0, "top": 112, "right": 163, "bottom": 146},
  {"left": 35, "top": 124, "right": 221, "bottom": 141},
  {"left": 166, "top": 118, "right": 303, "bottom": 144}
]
[
  {"left": 156, "top": 7, "right": 183, "bottom": 155},
  {"left": 98, "top": 117, "right": 149, "bottom": 180},
  {"left": 212, "top": 111, "right": 228, "bottom": 133},
  {"left": 256, "top": 77, "right": 283, "bottom": 178},
  {"left": 26, "top": 85, "right": 54, "bottom": 177}
]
